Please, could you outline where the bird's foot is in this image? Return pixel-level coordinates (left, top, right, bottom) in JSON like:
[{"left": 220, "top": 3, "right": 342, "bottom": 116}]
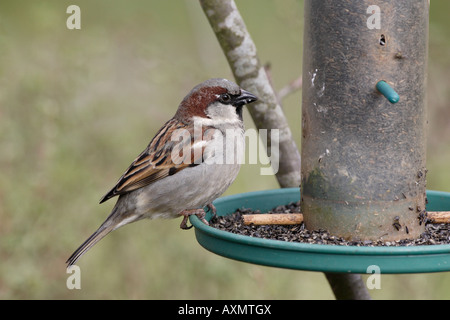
[
  {"left": 205, "top": 203, "right": 217, "bottom": 218},
  {"left": 179, "top": 208, "right": 209, "bottom": 230}
]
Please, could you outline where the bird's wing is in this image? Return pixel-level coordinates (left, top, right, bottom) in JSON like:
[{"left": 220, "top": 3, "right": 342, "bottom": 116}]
[{"left": 99, "top": 118, "right": 216, "bottom": 203}]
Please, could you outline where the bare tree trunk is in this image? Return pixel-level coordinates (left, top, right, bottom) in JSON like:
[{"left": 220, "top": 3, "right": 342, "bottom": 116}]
[
  {"left": 199, "top": 0, "right": 371, "bottom": 300},
  {"left": 199, "top": 0, "right": 300, "bottom": 188}
]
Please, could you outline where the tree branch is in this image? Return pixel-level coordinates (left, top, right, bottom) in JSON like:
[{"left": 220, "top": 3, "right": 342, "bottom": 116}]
[
  {"left": 199, "top": 0, "right": 300, "bottom": 188},
  {"left": 278, "top": 76, "right": 303, "bottom": 101}
]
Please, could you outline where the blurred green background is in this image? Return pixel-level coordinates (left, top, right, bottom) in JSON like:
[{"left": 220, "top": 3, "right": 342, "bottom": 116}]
[{"left": 0, "top": 0, "right": 449, "bottom": 299}]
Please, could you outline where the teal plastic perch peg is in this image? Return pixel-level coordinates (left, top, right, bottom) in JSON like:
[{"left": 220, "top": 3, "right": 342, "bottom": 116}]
[{"left": 376, "top": 80, "right": 400, "bottom": 104}]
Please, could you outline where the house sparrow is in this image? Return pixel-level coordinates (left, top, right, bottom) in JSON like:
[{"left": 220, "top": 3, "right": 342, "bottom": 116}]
[{"left": 66, "top": 78, "right": 258, "bottom": 267}]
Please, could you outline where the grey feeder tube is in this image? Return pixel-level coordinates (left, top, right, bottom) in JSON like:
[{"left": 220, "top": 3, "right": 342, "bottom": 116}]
[{"left": 301, "top": 0, "right": 429, "bottom": 241}]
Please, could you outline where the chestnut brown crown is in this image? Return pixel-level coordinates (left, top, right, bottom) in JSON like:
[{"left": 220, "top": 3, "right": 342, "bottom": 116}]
[{"left": 174, "top": 78, "right": 258, "bottom": 121}]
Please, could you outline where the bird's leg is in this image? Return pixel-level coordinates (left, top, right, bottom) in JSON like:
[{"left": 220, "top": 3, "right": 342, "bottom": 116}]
[
  {"left": 179, "top": 208, "right": 209, "bottom": 230},
  {"left": 206, "top": 203, "right": 217, "bottom": 218}
]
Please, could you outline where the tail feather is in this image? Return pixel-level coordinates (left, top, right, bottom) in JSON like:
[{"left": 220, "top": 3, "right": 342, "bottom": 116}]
[{"left": 66, "top": 223, "right": 115, "bottom": 267}]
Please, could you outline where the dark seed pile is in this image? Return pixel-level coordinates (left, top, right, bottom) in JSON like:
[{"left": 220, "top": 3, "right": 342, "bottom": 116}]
[{"left": 209, "top": 202, "right": 450, "bottom": 247}]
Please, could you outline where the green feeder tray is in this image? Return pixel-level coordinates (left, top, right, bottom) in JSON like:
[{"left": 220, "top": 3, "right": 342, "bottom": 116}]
[{"left": 191, "top": 188, "right": 450, "bottom": 274}]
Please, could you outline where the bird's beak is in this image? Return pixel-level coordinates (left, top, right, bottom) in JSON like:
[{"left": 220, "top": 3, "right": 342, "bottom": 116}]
[{"left": 235, "top": 89, "right": 258, "bottom": 107}]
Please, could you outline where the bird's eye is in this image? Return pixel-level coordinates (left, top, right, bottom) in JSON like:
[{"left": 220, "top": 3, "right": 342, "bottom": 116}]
[{"left": 220, "top": 93, "right": 232, "bottom": 103}]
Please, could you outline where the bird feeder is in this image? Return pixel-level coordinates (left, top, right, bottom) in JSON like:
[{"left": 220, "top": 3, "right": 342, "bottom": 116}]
[
  {"left": 301, "top": 0, "right": 429, "bottom": 241},
  {"left": 191, "top": 188, "right": 450, "bottom": 274},
  {"left": 192, "top": 0, "right": 450, "bottom": 279}
]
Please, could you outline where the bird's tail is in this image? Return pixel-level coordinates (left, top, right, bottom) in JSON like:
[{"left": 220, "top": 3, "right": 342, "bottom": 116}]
[{"left": 66, "top": 221, "right": 116, "bottom": 268}]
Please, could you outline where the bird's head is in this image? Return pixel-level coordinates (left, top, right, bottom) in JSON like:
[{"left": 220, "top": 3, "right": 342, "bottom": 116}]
[{"left": 175, "top": 78, "right": 258, "bottom": 123}]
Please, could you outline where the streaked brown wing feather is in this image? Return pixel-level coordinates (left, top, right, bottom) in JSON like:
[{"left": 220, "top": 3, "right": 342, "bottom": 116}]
[{"left": 99, "top": 119, "right": 215, "bottom": 203}]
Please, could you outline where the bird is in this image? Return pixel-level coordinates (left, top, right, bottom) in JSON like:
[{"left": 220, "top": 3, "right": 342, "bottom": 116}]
[{"left": 66, "top": 78, "right": 258, "bottom": 267}]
